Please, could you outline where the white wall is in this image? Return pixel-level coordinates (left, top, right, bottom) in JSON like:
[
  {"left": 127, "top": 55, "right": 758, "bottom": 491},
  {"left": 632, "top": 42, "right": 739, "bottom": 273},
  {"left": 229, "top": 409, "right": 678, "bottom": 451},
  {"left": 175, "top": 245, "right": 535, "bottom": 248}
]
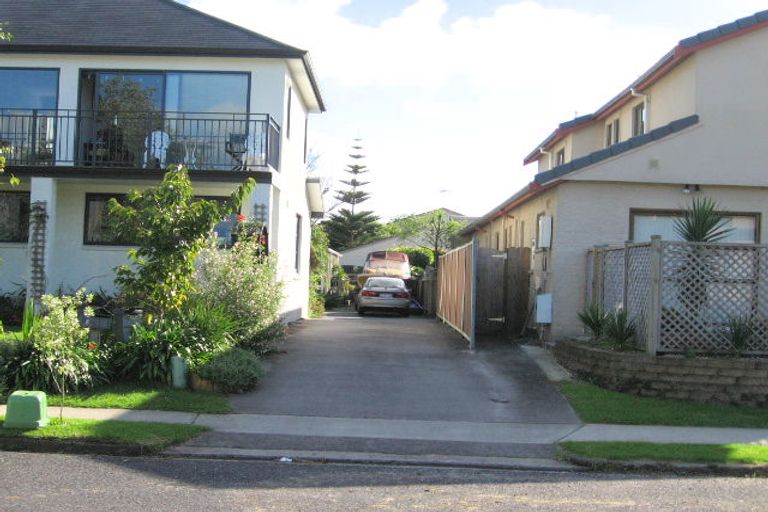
[
  {"left": 0, "top": 53, "right": 319, "bottom": 321},
  {"left": 550, "top": 181, "right": 768, "bottom": 339}
]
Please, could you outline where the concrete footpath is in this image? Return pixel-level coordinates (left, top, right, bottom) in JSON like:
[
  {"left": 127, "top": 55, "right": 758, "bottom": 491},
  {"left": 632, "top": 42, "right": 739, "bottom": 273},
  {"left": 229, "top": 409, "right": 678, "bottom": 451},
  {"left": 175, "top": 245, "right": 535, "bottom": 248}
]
[{"left": 3, "top": 405, "right": 767, "bottom": 462}]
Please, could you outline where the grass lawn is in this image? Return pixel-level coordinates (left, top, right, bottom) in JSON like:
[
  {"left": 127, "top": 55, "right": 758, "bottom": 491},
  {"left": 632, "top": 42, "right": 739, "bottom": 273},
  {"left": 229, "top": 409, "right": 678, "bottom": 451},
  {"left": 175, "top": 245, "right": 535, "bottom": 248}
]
[
  {"left": 44, "top": 383, "right": 231, "bottom": 414},
  {"left": 560, "top": 441, "right": 768, "bottom": 466},
  {"left": 561, "top": 381, "right": 768, "bottom": 428},
  {"left": 0, "top": 415, "right": 208, "bottom": 453}
]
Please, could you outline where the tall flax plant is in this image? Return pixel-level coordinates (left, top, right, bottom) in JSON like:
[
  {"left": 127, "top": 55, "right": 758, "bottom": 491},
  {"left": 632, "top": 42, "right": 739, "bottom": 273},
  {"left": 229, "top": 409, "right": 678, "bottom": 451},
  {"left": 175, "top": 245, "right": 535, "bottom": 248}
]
[{"left": 672, "top": 198, "right": 733, "bottom": 331}]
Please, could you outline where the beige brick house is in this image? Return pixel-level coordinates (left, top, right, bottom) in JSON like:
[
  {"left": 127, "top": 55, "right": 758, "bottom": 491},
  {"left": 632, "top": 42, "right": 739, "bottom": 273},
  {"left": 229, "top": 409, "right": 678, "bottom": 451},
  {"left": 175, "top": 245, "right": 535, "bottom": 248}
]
[{"left": 461, "top": 9, "right": 768, "bottom": 340}]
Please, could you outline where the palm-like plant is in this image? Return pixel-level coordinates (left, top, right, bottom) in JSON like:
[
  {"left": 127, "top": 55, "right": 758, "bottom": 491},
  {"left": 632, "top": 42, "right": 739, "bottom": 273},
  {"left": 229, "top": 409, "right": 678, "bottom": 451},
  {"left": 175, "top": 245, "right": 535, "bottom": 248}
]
[{"left": 673, "top": 197, "right": 732, "bottom": 242}]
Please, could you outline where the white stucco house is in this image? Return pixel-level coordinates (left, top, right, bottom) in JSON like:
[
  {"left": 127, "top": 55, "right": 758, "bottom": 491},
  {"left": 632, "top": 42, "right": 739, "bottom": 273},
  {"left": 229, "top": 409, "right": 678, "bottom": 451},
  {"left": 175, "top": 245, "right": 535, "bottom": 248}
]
[
  {"left": 0, "top": 0, "right": 325, "bottom": 321},
  {"left": 461, "top": 9, "right": 768, "bottom": 340}
]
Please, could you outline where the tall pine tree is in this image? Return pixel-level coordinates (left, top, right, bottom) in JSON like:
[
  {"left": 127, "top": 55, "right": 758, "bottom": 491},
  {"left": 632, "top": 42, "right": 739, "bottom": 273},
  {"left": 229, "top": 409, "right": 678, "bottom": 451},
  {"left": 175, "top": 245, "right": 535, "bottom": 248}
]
[{"left": 324, "top": 140, "right": 381, "bottom": 251}]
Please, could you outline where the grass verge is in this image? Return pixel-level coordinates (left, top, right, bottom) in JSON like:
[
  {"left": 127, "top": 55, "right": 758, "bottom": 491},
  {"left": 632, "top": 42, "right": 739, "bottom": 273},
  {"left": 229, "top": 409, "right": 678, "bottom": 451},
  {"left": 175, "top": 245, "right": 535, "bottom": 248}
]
[
  {"left": 560, "top": 441, "right": 768, "bottom": 466},
  {"left": 561, "top": 382, "right": 768, "bottom": 428},
  {"left": 45, "top": 383, "right": 231, "bottom": 414},
  {"left": 0, "top": 415, "right": 208, "bottom": 454}
]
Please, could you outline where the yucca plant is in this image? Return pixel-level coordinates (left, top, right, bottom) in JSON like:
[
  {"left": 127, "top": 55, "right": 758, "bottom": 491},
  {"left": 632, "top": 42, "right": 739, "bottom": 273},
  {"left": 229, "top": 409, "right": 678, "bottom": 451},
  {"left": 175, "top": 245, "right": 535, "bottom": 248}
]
[
  {"left": 20, "top": 297, "right": 40, "bottom": 341},
  {"left": 578, "top": 303, "right": 609, "bottom": 340},
  {"left": 673, "top": 197, "right": 732, "bottom": 242},
  {"left": 673, "top": 198, "right": 734, "bottom": 329},
  {"left": 603, "top": 309, "right": 637, "bottom": 350},
  {"left": 727, "top": 315, "right": 752, "bottom": 354}
]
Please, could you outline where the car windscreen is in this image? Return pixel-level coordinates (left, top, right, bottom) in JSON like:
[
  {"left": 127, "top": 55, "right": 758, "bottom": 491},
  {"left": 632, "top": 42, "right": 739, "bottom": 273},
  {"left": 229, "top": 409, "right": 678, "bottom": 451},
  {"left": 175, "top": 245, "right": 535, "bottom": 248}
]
[{"left": 366, "top": 278, "right": 404, "bottom": 288}]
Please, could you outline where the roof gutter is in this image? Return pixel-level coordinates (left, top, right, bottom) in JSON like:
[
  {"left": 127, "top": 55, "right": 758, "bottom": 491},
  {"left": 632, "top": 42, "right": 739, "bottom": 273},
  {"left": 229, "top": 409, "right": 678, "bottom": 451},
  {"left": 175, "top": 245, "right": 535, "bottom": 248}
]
[{"left": 459, "top": 180, "right": 560, "bottom": 236}]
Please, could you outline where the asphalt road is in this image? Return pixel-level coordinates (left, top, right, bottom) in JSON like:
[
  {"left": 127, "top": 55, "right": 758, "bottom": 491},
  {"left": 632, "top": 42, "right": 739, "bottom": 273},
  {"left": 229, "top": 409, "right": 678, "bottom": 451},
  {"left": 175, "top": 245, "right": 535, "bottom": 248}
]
[
  {"left": 1, "top": 452, "right": 765, "bottom": 511},
  {"left": 229, "top": 311, "right": 578, "bottom": 424}
]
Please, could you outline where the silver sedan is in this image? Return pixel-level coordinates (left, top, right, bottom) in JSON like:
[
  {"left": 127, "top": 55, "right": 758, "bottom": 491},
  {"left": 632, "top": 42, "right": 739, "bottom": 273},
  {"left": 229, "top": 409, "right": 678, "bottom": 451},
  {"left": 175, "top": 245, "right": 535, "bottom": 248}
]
[{"left": 356, "top": 277, "right": 411, "bottom": 317}]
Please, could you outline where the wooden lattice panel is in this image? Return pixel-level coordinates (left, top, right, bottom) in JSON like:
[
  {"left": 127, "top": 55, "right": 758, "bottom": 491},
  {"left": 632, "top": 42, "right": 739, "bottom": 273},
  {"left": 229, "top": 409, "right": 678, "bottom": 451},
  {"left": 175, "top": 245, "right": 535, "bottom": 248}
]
[
  {"left": 600, "top": 249, "right": 625, "bottom": 313},
  {"left": 626, "top": 244, "right": 652, "bottom": 349},
  {"left": 660, "top": 242, "right": 768, "bottom": 354}
]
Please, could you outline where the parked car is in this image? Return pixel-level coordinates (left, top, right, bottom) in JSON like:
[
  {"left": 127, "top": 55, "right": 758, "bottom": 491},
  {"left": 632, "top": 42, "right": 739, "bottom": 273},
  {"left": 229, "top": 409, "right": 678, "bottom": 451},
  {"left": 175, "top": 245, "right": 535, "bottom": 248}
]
[{"left": 356, "top": 277, "right": 411, "bottom": 317}]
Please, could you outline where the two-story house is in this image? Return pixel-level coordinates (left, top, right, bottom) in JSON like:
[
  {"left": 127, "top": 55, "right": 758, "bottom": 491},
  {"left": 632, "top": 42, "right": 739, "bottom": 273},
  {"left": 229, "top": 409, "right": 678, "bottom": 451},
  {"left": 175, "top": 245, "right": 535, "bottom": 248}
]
[
  {"left": 0, "top": 0, "right": 325, "bottom": 321},
  {"left": 461, "top": 9, "right": 768, "bottom": 340}
]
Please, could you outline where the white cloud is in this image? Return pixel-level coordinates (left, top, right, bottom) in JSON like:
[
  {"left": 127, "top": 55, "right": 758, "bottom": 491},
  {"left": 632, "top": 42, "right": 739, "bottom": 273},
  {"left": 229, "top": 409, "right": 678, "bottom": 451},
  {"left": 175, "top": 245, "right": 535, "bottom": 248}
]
[{"left": 187, "top": 0, "right": 761, "bottom": 219}]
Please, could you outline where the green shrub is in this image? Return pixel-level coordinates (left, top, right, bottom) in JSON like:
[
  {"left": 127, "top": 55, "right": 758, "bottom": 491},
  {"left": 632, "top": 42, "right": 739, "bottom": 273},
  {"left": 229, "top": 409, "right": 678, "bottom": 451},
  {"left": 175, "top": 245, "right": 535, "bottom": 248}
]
[
  {"left": 578, "top": 303, "right": 609, "bottom": 339},
  {"left": 193, "top": 348, "right": 264, "bottom": 393},
  {"left": 389, "top": 245, "right": 434, "bottom": 270},
  {"left": 177, "top": 299, "right": 238, "bottom": 352},
  {"left": 194, "top": 236, "right": 284, "bottom": 353},
  {"left": 8, "top": 291, "right": 105, "bottom": 393},
  {"left": 727, "top": 316, "right": 753, "bottom": 353},
  {"left": 112, "top": 308, "right": 234, "bottom": 385},
  {"left": 309, "top": 287, "right": 325, "bottom": 318},
  {"left": 603, "top": 309, "right": 637, "bottom": 350},
  {"left": 324, "top": 292, "right": 348, "bottom": 309}
]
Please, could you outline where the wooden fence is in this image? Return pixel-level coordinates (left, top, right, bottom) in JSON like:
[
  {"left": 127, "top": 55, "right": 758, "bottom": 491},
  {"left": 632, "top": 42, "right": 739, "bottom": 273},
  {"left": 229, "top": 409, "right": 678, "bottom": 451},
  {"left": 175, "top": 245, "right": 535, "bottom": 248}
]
[{"left": 437, "top": 242, "right": 475, "bottom": 346}]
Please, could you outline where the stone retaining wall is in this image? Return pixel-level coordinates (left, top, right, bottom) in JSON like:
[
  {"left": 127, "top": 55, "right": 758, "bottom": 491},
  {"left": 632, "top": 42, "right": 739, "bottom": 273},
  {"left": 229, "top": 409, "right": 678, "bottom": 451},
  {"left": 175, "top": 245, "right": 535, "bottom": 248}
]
[{"left": 553, "top": 341, "right": 768, "bottom": 406}]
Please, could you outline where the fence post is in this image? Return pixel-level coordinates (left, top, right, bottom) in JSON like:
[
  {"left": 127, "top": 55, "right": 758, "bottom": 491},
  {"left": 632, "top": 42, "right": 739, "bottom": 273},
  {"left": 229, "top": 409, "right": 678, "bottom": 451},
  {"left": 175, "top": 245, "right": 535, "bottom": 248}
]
[
  {"left": 646, "top": 235, "right": 663, "bottom": 355},
  {"left": 592, "top": 246, "right": 604, "bottom": 307},
  {"left": 623, "top": 241, "right": 630, "bottom": 311},
  {"left": 469, "top": 236, "right": 478, "bottom": 351}
]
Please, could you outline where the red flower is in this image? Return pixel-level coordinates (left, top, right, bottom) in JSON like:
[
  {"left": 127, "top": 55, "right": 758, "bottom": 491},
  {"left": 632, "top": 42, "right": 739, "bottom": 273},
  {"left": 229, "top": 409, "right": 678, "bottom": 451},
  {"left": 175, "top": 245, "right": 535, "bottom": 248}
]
[
  {"left": 88, "top": 342, "right": 96, "bottom": 350},
  {"left": 236, "top": 213, "right": 247, "bottom": 222}
]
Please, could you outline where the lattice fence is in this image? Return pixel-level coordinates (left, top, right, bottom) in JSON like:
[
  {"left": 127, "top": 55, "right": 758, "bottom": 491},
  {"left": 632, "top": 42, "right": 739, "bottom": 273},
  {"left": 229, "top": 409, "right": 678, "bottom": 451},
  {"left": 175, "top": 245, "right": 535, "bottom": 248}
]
[
  {"left": 588, "top": 239, "right": 768, "bottom": 355},
  {"left": 660, "top": 242, "right": 768, "bottom": 354}
]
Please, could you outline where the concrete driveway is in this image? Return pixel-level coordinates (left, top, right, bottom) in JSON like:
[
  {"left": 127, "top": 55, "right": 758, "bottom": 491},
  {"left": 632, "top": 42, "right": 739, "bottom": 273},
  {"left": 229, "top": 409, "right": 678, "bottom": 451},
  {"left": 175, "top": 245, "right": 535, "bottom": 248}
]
[{"left": 229, "top": 310, "right": 578, "bottom": 424}]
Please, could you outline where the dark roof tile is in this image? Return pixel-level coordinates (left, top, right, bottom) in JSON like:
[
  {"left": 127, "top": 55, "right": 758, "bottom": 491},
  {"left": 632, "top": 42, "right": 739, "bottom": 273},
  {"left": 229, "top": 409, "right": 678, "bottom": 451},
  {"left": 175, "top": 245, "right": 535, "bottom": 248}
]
[{"left": 0, "top": 0, "right": 304, "bottom": 57}]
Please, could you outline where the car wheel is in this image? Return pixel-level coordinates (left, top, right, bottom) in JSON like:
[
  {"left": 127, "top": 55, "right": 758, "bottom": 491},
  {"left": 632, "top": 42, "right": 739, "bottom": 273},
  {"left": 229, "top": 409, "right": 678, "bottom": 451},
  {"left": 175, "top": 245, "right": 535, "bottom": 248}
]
[
  {"left": 357, "top": 308, "right": 365, "bottom": 316},
  {"left": 399, "top": 309, "right": 410, "bottom": 317}
]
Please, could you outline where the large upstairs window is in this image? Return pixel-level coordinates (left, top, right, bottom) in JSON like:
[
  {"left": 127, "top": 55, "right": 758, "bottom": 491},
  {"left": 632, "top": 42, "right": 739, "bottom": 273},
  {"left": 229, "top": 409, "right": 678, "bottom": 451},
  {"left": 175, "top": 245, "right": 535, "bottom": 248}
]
[
  {"left": 630, "top": 209, "right": 759, "bottom": 244},
  {"left": 0, "top": 68, "right": 59, "bottom": 112},
  {"left": 632, "top": 103, "right": 646, "bottom": 137}
]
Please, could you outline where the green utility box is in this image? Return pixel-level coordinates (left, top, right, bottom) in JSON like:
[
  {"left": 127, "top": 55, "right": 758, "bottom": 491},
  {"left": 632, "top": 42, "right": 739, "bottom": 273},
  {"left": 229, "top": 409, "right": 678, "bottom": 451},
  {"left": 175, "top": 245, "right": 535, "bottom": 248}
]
[{"left": 4, "top": 390, "right": 50, "bottom": 429}]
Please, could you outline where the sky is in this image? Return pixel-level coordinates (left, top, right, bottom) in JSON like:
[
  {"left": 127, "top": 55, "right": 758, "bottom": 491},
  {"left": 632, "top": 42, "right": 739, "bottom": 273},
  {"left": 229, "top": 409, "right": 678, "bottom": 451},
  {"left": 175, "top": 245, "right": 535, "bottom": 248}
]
[{"left": 184, "top": 0, "right": 768, "bottom": 220}]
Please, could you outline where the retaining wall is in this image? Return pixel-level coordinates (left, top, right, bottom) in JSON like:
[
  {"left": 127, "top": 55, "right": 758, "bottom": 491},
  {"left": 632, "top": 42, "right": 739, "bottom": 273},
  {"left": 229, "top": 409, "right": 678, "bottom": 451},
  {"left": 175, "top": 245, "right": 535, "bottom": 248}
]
[{"left": 554, "top": 341, "right": 768, "bottom": 407}]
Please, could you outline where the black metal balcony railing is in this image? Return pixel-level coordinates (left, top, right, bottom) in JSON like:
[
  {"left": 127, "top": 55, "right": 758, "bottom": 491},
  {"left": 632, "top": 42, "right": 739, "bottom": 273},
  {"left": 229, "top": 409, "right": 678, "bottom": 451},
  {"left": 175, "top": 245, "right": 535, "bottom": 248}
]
[{"left": 0, "top": 109, "right": 280, "bottom": 171}]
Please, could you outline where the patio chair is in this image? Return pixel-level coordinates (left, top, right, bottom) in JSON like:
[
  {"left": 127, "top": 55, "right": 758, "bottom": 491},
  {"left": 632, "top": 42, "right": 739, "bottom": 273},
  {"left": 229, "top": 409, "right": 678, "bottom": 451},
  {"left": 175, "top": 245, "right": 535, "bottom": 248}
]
[
  {"left": 144, "top": 130, "right": 171, "bottom": 169},
  {"left": 226, "top": 133, "right": 247, "bottom": 170},
  {"left": 243, "top": 132, "right": 265, "bottom": 169}
]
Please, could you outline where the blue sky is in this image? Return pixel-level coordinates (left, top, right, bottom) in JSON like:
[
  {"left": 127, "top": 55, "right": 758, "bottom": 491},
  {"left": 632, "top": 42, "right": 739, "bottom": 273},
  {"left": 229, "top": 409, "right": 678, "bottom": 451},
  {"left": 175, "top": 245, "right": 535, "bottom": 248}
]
[{"left": 186, "top": 0, "right": 768, "bottom": 219}]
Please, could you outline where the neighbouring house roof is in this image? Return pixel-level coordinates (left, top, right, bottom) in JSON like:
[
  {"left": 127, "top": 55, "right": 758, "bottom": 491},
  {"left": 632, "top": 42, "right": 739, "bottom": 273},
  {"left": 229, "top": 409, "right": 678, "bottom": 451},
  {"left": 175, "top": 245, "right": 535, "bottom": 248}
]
[
  {"left": 534, "top": 114, "right": 699, "bottom": 185},
  {"left": 523, "top": 9, "right": 768, "bottom": 164},
  {"left": 0, "top": 0, "right": 325, "bottom": 111},
  {"left": 459, "top": 181, "right": 559, "bottom": 236}
]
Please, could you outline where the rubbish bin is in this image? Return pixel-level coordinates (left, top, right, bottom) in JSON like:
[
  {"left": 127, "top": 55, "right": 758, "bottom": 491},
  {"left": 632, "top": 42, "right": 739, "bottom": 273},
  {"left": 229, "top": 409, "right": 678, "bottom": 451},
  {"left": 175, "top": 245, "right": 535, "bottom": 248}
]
[{"left": 171, "top": 355, "right": 188, "bottom": 389}]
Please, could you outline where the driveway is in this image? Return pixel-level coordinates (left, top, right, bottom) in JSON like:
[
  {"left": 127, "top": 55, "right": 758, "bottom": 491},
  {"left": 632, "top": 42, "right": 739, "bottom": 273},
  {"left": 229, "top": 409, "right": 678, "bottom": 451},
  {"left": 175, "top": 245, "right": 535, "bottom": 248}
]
[{"left": 229, "top": 310, "right": 578, "bottom": 424}]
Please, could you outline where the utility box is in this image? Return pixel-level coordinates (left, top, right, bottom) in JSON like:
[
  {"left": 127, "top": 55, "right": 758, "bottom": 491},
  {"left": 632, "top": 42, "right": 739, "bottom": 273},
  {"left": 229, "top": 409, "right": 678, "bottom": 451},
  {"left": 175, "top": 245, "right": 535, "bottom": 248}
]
[
  {"left": 536, "top": 293, "right": 553, "bottom": 324},
  {"left": 4, "top": 390, "right": 49, "bottom": 429}
]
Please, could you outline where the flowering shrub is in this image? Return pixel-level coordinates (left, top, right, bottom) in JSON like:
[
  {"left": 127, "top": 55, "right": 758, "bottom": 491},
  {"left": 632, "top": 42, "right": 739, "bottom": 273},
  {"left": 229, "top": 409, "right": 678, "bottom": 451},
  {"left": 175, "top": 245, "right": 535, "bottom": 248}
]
[
  {"left": 195, "top": 235, "right": 284, "bottom": 354},
  {"left": 8, "top": 290, "right": 106, "bottom": 392}
]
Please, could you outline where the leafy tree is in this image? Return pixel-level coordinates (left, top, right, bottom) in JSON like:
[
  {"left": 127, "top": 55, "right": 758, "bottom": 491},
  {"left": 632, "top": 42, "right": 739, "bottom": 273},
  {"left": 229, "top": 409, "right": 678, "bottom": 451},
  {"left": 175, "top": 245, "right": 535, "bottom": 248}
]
[
  {"left": 388, "top": 245, "right": 434, "bottom": 272},
  {"left": 324, "top": 209, "right": 381, "bottom": 251},
  {"left": 334, "top": 140, "right": 370, "bottom": 214},
  {"left": 389, "top": 209, "right": 466, "bottom": 262},
  {"left": 107, "top": 166, "right": 255, "bottom": 318}
]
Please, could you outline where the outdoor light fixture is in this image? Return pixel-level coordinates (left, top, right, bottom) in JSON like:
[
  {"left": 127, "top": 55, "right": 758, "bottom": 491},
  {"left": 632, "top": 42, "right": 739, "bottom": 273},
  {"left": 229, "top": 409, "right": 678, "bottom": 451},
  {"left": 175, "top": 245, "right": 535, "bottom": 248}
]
[{"left": 682, "top": 184, "right": 701, "bottom": 194}]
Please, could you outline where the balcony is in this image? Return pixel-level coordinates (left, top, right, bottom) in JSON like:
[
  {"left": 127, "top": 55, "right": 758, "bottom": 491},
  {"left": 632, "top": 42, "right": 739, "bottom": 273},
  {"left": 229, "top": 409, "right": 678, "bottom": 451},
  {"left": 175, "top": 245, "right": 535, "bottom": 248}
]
[{"left": 0, "top": 109, "right": 280, "bottom": 173}]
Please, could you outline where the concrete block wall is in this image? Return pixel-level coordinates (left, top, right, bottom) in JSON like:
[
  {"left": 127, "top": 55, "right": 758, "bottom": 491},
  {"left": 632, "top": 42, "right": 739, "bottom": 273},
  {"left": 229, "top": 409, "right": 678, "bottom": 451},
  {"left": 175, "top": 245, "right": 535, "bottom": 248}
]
[{"left": 554, "top": 341, "right": 768, "bottom": 406}]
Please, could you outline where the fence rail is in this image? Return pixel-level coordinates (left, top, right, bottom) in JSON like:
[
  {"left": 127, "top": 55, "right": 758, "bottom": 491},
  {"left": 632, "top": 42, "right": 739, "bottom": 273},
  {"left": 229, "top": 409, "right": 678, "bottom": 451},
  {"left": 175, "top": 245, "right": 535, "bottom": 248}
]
[
  {"left": 0, "top": 109, "right": 280, "bottom": 171},
  {"left": 588, "top": 237, "right": 768, "bottom": 355}
]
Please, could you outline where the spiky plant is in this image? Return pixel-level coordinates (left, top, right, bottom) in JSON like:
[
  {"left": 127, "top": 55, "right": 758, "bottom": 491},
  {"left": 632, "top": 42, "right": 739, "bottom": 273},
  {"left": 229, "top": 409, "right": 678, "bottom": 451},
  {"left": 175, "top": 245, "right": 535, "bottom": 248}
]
[
  {"left": 603, "top": 309, "right": 637, "bottom": 351},
  {"left": 578, "top": 303, "right": 609, "bottom": 340},
  {"left": 673, "top": 197, "right": 732, "bottom": 242}
]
